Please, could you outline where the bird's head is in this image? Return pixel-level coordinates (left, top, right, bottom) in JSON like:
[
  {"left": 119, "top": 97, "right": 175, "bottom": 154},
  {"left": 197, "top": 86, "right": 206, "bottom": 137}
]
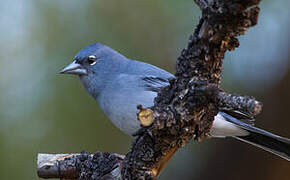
[{"left": 60, "top": 43, "right": 127, "bottom": 97}]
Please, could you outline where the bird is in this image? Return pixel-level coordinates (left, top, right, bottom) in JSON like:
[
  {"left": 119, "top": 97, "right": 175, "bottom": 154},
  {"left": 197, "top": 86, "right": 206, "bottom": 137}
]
[{"left": 60, "top": 43, "right": 290, "bottom": 161}]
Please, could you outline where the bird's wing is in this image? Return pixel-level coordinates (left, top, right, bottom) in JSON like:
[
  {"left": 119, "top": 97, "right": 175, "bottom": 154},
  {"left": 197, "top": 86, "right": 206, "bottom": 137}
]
[
  {"left": 126, "top": 59, "right": 174, "bottom": 92},
  {"left": 140, "top": 76, "right": 171, "bottom": 92}
]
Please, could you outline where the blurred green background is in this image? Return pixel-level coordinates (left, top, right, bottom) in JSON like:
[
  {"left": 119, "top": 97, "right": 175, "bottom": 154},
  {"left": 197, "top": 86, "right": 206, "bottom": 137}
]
[{"left": 0, "top": 0, "right": 289, "bottom": 179}]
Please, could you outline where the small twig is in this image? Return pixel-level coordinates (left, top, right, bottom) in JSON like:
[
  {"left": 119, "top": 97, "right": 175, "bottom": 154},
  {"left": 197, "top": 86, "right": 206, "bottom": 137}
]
[
  {"left": 217, "top": 92, "right": 263, "bottom": 117},
  {"left": 37, "top": 152, "right": 124, "bottom": 179},
  {"left": 37, "top": 153, "right": 79, "bottom": 179}
]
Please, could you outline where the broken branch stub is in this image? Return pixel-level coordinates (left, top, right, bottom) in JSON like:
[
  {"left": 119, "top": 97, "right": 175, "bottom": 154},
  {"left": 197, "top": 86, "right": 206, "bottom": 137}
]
[{"left": 137, "top": 105, "right": 155, "bottom": 127}]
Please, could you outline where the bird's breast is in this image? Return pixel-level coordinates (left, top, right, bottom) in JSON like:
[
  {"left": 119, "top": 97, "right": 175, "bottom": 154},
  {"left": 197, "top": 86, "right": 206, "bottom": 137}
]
[{"left": 97, "top": 88, "right": 157, "bottom": 135}]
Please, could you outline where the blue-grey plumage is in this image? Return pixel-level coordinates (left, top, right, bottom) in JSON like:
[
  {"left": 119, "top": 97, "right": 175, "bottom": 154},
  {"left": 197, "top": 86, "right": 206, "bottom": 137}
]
[{"left": 60, "top": 43, "right": 290, "bottom": 161}]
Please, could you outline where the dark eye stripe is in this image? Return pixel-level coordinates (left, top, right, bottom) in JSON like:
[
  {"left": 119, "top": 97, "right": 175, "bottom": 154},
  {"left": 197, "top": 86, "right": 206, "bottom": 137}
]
[{"left": 75, "top": 58, "right": 82, "bottom": 64}]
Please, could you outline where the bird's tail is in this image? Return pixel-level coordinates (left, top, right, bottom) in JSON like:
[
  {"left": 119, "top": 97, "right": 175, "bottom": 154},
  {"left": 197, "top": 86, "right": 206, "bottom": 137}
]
[{"left": 220, "top": 112, "right": 290, "bottom": 161}]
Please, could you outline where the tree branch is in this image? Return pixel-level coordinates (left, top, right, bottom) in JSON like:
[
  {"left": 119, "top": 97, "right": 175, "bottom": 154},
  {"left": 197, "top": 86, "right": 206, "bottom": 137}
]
[
  {"left": 37, "top": 0, "right": 263, "bottom": 179},
  {"left": 37, "top": 152, "right": 124, "bottom": 179}
]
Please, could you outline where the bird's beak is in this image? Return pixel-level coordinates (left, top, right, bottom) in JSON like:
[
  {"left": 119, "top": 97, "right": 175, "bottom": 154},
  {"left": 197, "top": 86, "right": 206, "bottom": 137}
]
[{"left": 59, "top": 60, "right": 88, "bottom": 75}]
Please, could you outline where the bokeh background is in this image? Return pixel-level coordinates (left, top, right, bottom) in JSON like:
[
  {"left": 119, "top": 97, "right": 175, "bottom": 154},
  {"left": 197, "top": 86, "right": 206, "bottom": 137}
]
[{"left": 0, "top": 0, "right": 289, "bottom": 179}]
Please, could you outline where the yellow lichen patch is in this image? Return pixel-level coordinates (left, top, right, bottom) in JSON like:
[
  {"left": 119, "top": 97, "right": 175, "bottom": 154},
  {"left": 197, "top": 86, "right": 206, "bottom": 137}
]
[{"left": 138, "top": 108, "right": 154, "bottom": 127}]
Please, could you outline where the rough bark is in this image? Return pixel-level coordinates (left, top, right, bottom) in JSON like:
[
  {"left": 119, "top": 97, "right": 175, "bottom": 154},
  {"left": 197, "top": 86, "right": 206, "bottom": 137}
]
[{"left": 37, "top": 0, "right": 263, "bottom": 179}]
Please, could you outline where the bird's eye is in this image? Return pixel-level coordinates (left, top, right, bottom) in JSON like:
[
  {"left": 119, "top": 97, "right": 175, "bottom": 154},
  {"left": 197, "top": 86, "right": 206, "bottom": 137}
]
[{"left": 88, "top": 55, "right": 97, "bottom": 66}]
